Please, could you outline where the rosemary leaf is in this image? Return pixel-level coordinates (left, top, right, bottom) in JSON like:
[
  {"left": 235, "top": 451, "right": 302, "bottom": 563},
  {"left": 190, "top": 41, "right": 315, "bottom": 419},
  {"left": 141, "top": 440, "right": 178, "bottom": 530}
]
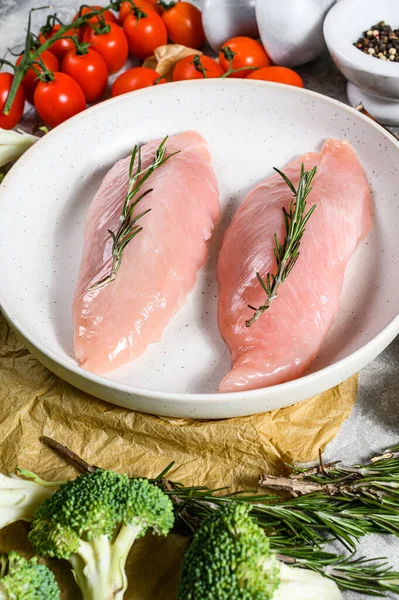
[
  {"left": 154, "top": 444, "right": 399, "bottom": 557},
  {"left": 89, "top": 137, "right": 179, "bottom": 291},
  {"left": 276, "top": 551, "right": 399, "bottom": 596},
  {"left": 246, "top": 164, "right": 317, "bottom": 327}
]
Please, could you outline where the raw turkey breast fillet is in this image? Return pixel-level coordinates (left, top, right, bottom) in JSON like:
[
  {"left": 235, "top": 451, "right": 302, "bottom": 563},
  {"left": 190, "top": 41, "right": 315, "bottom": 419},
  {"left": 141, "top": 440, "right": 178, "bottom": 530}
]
[
  {"left": 217, "top": 139, "right": 373, "bottom": 393},
  {"left": 73, "top": 131, "right": 220, "bottom": 374}
]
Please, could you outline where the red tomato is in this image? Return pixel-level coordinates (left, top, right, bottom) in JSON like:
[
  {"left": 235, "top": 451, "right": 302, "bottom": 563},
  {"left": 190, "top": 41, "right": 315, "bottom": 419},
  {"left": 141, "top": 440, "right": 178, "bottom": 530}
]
[
  {"left": 123, "top": 10, "right": 167, "bottom": 60},
  {"left": 61, "top": 48, "right": 108, "bottom": 103},
  {"left": 16, "top": 50, "right": 59, "bottom": 104},
  {"left": 172, "top": 54, "right": 224, "bottom": 81},
  {"left": 246, "top": 66, "right": 304, "bottom": 88},
  {"left": 34, "top": 72, "right": 86, "bottom": 128},
  {"left": 111, "top": 67, "right": 166, "bottom": 96},
  {"left": 161, "top": 2, "right": 205, "bottom": 48},
  {"left": 38, "top": 24, "right": 76, "bottom": 60},
  {"left": 219, "top": 36, "right": 270, "bottom": 78},
  {"left": 82, "top": 22, "right": 128, "bottom": 74},
  {"left": 0, "top": 73, "right": 25, "bottom": 130},
  {"left": 73, "top": 5, "right": 117, "bottom": 41},
  {"left": 119, "top": 0, "right": 160, "bottom": 23}
]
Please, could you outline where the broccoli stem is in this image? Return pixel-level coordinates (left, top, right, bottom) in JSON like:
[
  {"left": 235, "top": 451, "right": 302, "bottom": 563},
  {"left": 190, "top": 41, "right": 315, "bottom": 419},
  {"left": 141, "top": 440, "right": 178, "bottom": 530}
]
[
  {"left": 70, "top": 536, "right": 112, "bottom": 600},
  {"left": 109, "top": 523, "right": 143, "bottom": 596},
  {"left": 273, "top": 563, "right": 342, "bottom": 600},
  {"left": 0, "top": 473, "right": 59, "bottom": 529},
  {"left": 0, "top": 585, "right": 8, "bottom": 600},
  {"left": 70, "top": 525, "right": 143, "bottom": 600}
]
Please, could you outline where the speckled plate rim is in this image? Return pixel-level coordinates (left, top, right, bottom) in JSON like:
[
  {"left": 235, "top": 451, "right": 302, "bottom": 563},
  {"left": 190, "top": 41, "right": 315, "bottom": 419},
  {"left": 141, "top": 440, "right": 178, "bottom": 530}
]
[{"left": 1, "top": 80, "right": 399, "bottom": 416}]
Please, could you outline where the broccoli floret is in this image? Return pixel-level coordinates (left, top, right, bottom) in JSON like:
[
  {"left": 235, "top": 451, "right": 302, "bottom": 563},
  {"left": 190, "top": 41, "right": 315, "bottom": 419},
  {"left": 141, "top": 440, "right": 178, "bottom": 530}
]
[
  {"left": 178, "top": 503, "right": 343, "bottom": 600},
  {"left": 28, "top": 469, "right": 174, "bottom": 600},
  {"left": 0, "top": 551, "right": 60, "bottom": 600},
  {"left": 0, "top": 470, "right": 61, "bottom": 530},
  {"left": 178, "top": 502, "right": 279, "bottom": 600}
]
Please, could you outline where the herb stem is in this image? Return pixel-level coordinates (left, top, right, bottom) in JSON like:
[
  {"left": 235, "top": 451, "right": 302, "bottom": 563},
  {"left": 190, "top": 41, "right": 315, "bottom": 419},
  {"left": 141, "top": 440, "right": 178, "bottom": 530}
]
[
  {"left": 88, "top": 136, "right": 179, "bottom": 291},
  {"left": 246, "top": 164, "right": 317, "bottom": 327},
  {"left": 40, "top": 436, "right": 99, "bottom": 473}
]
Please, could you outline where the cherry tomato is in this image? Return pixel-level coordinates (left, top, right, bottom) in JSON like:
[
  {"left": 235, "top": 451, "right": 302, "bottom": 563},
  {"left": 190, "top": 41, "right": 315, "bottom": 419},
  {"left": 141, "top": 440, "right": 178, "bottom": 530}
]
[
  {"left": 16, "top": 50, "right": 59, "bottom": 104},
  {"left": 172, "top": 54, "right": 224, "bottom": 81},
  {"left": 38, "top": 24, "right": 76, "bottom": 61},
  {"left": 34, "top": 72, "right": 86, "bottom": 128},
  {"left": 111, "top": 67, "right": 166, "bottom": 96},
  {"left": 119, "top": 0, "right": 160, "bottom": 23},
  {"left": 83, "top": 22, "right": 129, "bottom": 74},
  {"left": 161, "top": 2, "right": 205, "bottom": 48},
  {"left": 123, "top": 10, "right": 167, "bottom": 60},
  {"left": 0, "top": 73, "right": 25, "bottom": 130},
  {"left": 219, "top": 36, "right": 270, "bottom": 78},
  {"left": 61, "top": 48, "right": 108, "bottom": 103},
  {"left": 246, "top": 66, "right": 304, "bottom": 88}
]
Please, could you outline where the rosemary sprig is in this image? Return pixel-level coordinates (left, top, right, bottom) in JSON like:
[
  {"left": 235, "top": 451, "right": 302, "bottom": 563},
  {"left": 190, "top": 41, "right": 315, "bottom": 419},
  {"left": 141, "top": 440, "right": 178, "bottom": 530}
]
[
  {"left": 276, "top": 550, "right": 399, "bottom": 597},
  {"left": 246, "top": 163, "right": 317, "bottom": 327},
  {"left": 89, "top": 137, "right": 179, "bottom": 291},
  {"left": 41, "top": 437, "right": 399, "bottom": 596},
  {"left": 42, "top": 436, "right": 399, "bottom": 550},
  {"left": 257, "top": 443, "right": 399, "bottom": 548},
  {"left": 161, "top": 448, "right": 399, "bottom": 553}
]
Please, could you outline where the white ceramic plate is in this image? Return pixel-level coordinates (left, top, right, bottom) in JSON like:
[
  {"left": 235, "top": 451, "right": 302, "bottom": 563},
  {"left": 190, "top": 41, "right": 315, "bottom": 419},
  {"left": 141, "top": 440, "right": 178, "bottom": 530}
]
[{"left": 0, "top": 80, "right": 398, "bottom": 418}]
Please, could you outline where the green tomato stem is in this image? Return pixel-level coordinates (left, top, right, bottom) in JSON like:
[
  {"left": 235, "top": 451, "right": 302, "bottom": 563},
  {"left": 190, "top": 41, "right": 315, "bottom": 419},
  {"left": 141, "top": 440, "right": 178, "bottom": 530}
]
[
  {"left": 220, "top": 65, "right": 259, "bottom": 78},
  {"left": 158, "top": 0, "right": 175, "bottom": 10},
  {"left": 2, "top": 3, "right": 118, "bottom": 116}
]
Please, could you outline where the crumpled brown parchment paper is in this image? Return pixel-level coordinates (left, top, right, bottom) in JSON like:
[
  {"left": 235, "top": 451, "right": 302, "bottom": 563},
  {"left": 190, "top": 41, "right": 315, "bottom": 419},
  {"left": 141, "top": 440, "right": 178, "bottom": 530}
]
[{"left": 0, "top": 313, "right": 357, "bottom": 599}]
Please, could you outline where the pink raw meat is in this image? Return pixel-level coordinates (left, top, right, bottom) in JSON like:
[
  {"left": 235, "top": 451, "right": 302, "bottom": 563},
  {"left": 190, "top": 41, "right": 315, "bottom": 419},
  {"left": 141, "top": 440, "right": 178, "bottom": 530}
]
[
  {"left": 217, "top": 139, "right": 372, "bottom": 393},
  {"left": 73, "top": 131, "right": 219, "bottom": 374}
]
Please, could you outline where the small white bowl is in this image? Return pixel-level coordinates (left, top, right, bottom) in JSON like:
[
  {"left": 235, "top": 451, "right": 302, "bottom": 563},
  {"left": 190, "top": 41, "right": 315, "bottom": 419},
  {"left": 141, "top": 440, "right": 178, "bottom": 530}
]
[{"left": 324, "top": 0, "right": 399, "bottom": 124}]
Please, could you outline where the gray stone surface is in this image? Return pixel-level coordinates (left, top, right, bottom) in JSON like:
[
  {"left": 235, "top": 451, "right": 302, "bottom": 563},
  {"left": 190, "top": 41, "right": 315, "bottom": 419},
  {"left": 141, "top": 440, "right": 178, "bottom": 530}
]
[{"left": 0, "top": 1, "right": 398, "bottom": 598}]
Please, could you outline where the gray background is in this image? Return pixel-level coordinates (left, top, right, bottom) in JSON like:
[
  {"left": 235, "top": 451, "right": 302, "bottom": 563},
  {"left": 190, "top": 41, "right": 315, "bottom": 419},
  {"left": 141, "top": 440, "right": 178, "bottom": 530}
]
[{"left": 0, "top": 0, "right": 398, "bottom": 598}]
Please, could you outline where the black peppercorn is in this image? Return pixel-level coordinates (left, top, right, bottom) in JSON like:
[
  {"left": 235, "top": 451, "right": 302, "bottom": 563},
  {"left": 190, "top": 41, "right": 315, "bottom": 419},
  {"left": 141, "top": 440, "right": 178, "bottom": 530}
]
[{"left": 354, "top": 20, "right": 399, "bottom": 61}]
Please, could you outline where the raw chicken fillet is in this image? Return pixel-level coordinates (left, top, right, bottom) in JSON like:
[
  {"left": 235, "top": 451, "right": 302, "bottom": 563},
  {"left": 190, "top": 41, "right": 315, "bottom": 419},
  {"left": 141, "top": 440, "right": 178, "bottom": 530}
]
[
  {"left": 73, "top": 131, "right": 219, "bottom": 374},
  {"left": 217, "top": 139, "right": 372, "bottom": 392}
]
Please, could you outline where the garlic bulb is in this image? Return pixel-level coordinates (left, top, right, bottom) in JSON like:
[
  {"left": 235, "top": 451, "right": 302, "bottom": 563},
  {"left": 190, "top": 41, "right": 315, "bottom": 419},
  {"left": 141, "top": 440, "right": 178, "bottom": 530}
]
[
  {"left": 255, "top": 0, "right": 336, "bottom": 67},
  {"left": 202, "top": 0, "right": 259, "bottom": 52},
  {"left": 0, "top": 128, "right": 38, "bottom": 168},
  {"left": 273, "top": 563, "right": 343, "bottom": 600}
]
